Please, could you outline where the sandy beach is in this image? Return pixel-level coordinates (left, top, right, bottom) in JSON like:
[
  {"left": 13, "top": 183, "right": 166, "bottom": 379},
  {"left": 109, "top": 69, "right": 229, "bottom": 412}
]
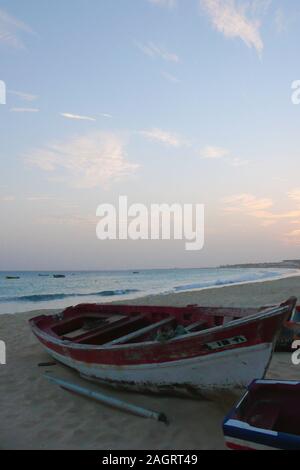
[{"left": 1, "top": 276, "right": 300, "bottom": 450}]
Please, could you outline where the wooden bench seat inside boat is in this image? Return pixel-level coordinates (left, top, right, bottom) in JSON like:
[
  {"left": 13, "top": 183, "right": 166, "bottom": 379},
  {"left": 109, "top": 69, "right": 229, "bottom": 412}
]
[
  {"left": 52, "top": 313, "right": 116, "bottom": 336},
  {"left": 73, "top": 314, "right": 149, "bottom": 345},
  {"left": 185, "top": 319, "right": 208, "bottom": 332},
  {"left": 104, "top": 316, "right": 176, "bottom": 346},
  {"left": 53, "top": 312, "right": 211, "bottom": 346},
  {"left": 63, "top": 315, "right": 129, "bottom": 342}
]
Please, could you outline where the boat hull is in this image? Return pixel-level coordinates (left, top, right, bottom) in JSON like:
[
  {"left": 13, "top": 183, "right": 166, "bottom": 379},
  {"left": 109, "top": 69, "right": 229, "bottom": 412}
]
[
  {"left": 41, "top": 342, "right": 273, "bottom": 394},
  {"left": 30, "top": 299, "right": 295, "bottom": 395}
]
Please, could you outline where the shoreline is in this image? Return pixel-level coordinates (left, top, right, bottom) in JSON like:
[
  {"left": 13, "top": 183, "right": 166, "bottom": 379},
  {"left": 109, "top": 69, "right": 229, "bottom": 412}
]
[
  {"left": 1, "top": 275, "right": 300, "bottom": 449},
  {"left": 1, "top": 270, "right": 300, "bottom": 316},
  {"left": 114, "top": 274, "right": 300, "bottom": 308},
  {"left": 128, "top": 270, "right": 300, "bottom": 304}
]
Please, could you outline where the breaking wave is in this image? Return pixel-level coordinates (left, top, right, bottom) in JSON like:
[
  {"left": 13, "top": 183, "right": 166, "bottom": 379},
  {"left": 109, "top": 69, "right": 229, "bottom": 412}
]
[
  {"left": 174, "top": 270, "right": 283, "bottom": 292},
  {"left": 1, "top": 289, "right": 140, "bottom": 303}
]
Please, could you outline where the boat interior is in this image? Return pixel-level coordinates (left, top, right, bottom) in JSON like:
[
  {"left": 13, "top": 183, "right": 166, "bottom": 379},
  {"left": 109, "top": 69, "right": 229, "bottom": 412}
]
[
  {"left": 237, "top": 383, "right": 300, "bottom": 436},
  {"left": 35, "top": 303, "right": 258, "bottom": 347}
]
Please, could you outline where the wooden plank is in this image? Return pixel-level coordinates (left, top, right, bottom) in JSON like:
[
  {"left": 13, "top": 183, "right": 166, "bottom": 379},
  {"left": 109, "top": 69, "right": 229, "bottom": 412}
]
[
  {"left": 75, "top": 314, "right": 146, "bottom": 344},
  {"left": 185, "top": 320, "right": 208, "bottom": 332},
  {"left": 104, "top": 317, "right": 175, "bottom": 346}
]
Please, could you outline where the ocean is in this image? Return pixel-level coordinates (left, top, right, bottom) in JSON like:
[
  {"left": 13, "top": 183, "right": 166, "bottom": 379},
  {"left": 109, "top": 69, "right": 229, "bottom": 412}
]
[{"left": 0, "top": 267, "right": 297, "bottom": 314}]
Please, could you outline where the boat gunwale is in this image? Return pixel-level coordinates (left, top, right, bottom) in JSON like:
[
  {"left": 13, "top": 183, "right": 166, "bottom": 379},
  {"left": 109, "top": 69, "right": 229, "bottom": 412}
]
[{"left": 30, "top": 301, "right": 294, "bottom": 352}]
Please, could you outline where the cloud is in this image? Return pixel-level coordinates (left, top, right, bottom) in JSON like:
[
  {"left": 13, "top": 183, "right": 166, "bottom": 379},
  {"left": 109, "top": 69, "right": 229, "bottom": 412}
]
[
  {"left": 136, "top": 41, "right": 179, "bottom": 63},
  {"left": 10, "top": 107, "right": 39, "bottom": 113},
  {"left": 148, "top": 0, "right": 176, "bottom": 8},
  {"left": 288, "top": 189, "right": 300, "bottom": 203},
  {"left": 0, "top": 8, "right": 33, "bottom": 49},
  {"left": 140, "top": 128, "right": 186, "bottom": 147},
  {"left": 200, "top": 145, "right": 248, "bottom": 166},
  {"left": 274, "top": 8, "right": 287, "bottom": 33},
  {"left": 26, "top": 131, "right": 139, "bottom": 189},
  {"left": 284, "top": 229, "right": 300, "bottom": 246},
  {"left": 161, "top": 71, "right": 181, "bottom": 83},
  {"left": 60, "top": 113, "right": 96, "bottom": 122},
  {"left": 223, "top": 193, "right": 273, "bottom": 213},
  {"left": 8, "top": 90, "right": 38, "bottom": 101},
  {"left": 274, "top": 8, "right": 284, "bottom": 33},
  {"left": 230, "top": 157, "right": 249, "bottom": 167},
  {"left": 200, "top": 145, "right": 229, "bottom": 159},
  {"left": 199, "top": 0, "right": 265, "bottom": 55},
  {"left": 223, "top": 193, "right": 300, "bottom": 228},
  {"left": 99, "top": 113, "right": 113, "bottom": 119},
  {"left": 251, "top": 210, "right": 300, "bottom": 222}
]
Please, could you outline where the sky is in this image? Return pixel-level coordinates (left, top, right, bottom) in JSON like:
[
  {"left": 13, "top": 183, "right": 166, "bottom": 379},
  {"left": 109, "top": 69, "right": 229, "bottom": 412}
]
[{"left": 0, "top": 0, "right": 300, "bottom": 270}]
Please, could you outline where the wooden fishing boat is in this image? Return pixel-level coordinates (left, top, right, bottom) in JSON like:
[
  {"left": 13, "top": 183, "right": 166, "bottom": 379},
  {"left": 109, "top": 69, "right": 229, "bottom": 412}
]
[
  {"left": 233, "top": 302, "right": 300, "bottom": 351},
  {"left": 223, "top": 380, "right": 300, "bottom": 450},
  {"left": 29, "top": 298, "right": 296, "bottom": 395},
  {"left": 276, "top": 305, "right": 300, "bottom": 351}
]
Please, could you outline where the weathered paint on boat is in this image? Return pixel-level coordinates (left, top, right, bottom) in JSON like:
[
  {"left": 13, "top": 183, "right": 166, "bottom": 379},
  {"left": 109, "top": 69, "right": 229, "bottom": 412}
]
[{"left": 29, "top": 298, "right": 296, "bottom": 395}]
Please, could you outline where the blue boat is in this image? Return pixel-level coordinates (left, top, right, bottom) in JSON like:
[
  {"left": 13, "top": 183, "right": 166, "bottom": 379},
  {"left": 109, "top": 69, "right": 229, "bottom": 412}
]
[{"left": 223, "top": 380, "right": 300, "bottom": 450}]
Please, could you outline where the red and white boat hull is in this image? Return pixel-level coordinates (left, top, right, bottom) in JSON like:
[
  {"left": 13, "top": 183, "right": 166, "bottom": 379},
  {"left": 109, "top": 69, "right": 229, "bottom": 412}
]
[
  {"left": 40, "top": 341, "right": 274, "bottom": 393},
  {"left": 30, "top": 300, "right": 295, "bottom": 395}
]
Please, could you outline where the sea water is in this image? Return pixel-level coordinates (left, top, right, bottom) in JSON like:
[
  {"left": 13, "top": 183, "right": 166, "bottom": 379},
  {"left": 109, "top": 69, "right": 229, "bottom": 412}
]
[{"left": 0, "top": 267, "right": 297, "bottom": 314}]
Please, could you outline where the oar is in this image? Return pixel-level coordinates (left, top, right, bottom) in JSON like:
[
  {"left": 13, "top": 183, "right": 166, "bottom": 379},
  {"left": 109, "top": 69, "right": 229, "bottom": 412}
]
[{"left": 44, "top": 373, "right": 168, "bottom": 424}]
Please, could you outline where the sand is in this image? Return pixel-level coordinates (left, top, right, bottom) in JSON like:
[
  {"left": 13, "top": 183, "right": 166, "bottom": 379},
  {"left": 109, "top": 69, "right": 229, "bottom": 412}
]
[{"left": 0, "top": 276, "right": 300, "bottom": 450}]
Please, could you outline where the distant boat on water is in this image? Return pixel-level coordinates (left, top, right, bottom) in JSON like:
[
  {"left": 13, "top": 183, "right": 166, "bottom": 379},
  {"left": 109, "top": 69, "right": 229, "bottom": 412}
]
[
  {"left": 53, "top": 274, "right": 66, "bottom": 279},
  {"left": 5, "top": 276, "right": 20, "bottom": 280}
]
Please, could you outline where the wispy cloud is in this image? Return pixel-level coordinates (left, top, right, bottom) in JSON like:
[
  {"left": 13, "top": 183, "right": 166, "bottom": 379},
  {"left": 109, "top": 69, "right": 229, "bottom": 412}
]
[
  {"left": 200, "top": 145, "right": 229, "bottom": 159},
  {"left": 136, "top": 41, "right": 179, "bottom": 63},
  {"left": 223, "top": 193, "right": 273, "bottom": 213},
  {"left": 274, "top": 8, "right": 286, "bottom": 33},
  {"left": 140, "top": 128, "right": 186, "bottom": 147},
  {"left": 148, "top": 0, "right": 176, "bottom": 8},
  {"left": 284, "top": 229, "right": 300, "bottom": 245},
  {"left": 223, "top": 193, "right": 300, "bottom": 228},
  {"left": 199, "top": 0, "right": 266, "bottom": 55},
  {"left": 10, "top": 107, "right": 39, "bottom": 113},
  {"left": 60, "top": 113, "right": 96, "bottom": 122},
  {"left": 8, "top": 90, "right": 38, "bottom": 101},
  {"left": 99, "top": 113, "right": 113, "bottom": 119},
  {"left": 230, "top": 157, "right": 249, "bottom": 167},
  {"left": 161, "top": 71, "right": 181, "bottom": 83},
  {"left": 26, "top": 131, "right": 139, "bottom": 189},
  {"left": 0, "top": 8, "right": 33, "bottom": 49},
  {"left": 288, "top": 189, "right": 300, "bottom": 203},
  {"left": 200, "top": 145, "right": 248, "bottom": 166}
]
